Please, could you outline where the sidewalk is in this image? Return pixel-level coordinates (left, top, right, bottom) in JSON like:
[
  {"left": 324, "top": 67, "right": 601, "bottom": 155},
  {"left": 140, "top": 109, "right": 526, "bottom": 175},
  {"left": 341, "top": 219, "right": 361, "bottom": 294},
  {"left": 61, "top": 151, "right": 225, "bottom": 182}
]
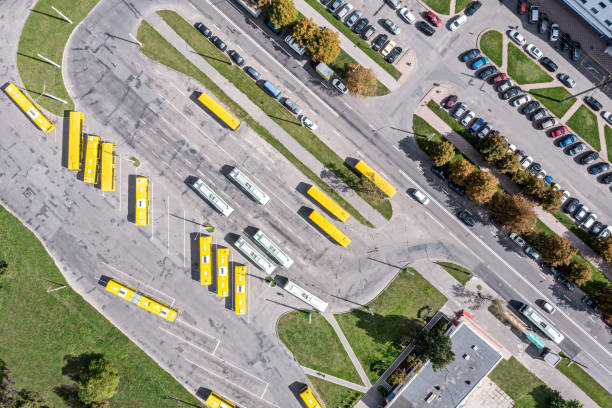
[{"left": 301, "top": 366, "right": 368, "bottom": 393}]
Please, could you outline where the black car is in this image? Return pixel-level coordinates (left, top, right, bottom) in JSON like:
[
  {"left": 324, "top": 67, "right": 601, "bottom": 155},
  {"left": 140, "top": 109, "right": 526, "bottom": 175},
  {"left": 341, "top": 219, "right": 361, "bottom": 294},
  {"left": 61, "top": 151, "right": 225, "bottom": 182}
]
[
  {"left": 464, "top": 1, "right": 482, "bottom": 16},
  {"left": 540, "top": 57, "right": 557, "bottom": 72},
  {"left": 362, "top": 25, "right": 376, "bottom": 40},
  {"left": 568, "top": 142, "right": 586, "bottom": 156},
  {"left": 538, "top": 13, "right": 549, "bottom": 34},
  {"left": 458, "top": 210, "right": 476, "bottom": 227},
  {"left": 540, "top": 262, "right": 560, "bottom": 277},
  {"left": 416, "top": 21, "right": 435, "bottom": 36},
  {"left": 571, "top": 41, "right": 581, "bottom": 61},
  {"left": 530, "top": 108, "right": 548, "bottom": 122},
  {"left": 431, "top": 166, "right": 447, "bottom": 180},
  {"left": 448, "top": 181, "right": 465, "bottom": 196},
  {"left": 443, "top": 95, "right": 458, "bottom": 109},
  {"left": 523, "top": 101, "right": 540, "bottom": 115},
  {"left": 228, "top": 50, "right": 245, "bottom": 66},
  {"left": 603, "top": 173, "right": 612, "bottom": 184},
  {"left": 461, "top": 49, "right": 480, "bottom": 62},
  {"left": 328, "top": 0, "right": 343, "bottom": 13},
  {"left": 564, "top": 198, "right": 579, "bottom": 214},
  {"left": 477, "top": 66, "right": 497, "bottom": 79},
  {"left": 590, "top": 221, "right": 606, "bottom": 236},
  {"left": 386, "top": 46, "right": 402, "bottom": 63},
  {"left": 584, "top": 96, "right": 602, "bottom": 111},
  {"left": 581, "top": 151, "right": 599, "bottom": 164},
  {"left": 245, "top": 66, "right": 261, "bottom": 80},
  {"left": 560, "top": 32, "right": 571, "bottom": 52},
  {"left": 557, "top": 276, "right": 575, "bottom": 291},
  {"left": 502, "top": 87, "right": 521, "bottom": 100},
  {"left": 589, "top": 162, "right": 611, "bottom": 174},
  {"left": 372, "top": 34, "right": 388, "bottom": 51},
  {"left": 320, "top": 0, "right": 332, "bottom": 4},
  {"left": 194, "top": 22, "right": 212, "bottom": 38},
  {"left": 529, "top": 162, "right": 541, "bottom": 176},
  {"left": 352, "top": 17, "right": 368, "bottom": 34},
  {"left": 210, "top": 36, "right": 227, "bottom": 51},
  {"left": 582, "top": 296, "right": 600, "bottom": 314}
]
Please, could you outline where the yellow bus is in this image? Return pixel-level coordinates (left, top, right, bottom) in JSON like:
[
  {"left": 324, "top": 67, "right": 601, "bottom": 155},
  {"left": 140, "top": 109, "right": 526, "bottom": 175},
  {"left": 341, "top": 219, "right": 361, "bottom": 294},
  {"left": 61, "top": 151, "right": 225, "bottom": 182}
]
[
  {"left": 3, "top": 83, "right": 55, "bottom": 133},
  {"left": 234, "top": 265, "right": 247, "bottom": 315},
  {"left": 100, "top": 142, "right": 116, "bottom": 191},
  {"left": 299, "top": 385, "right": 322, "bottom": 408},
  {"left": 205, "top": 392, "right": 236, "bottom": 408},
  {"left": 197, "top": 90, "right": 241, "bottom": 131},
  {"left": 217, "top": 247, "right": 229, "bottom": 297},
  {"left": 306, "top": 185, "right": 350, "bottom": 222},
  {"left": 105, "top": 278, "right": 178, "bottom": 322},
  {"left": 135, "top": 177, "right": 150, "bottom": 226},
  {"left": 83, "top": 135, "right": 101, "bottom": 184},
  {"left": 308, "top": 209, "right": 351, "bottom": 248},
  {"left": 67, "top": 111, "right": 84, "bottom": 171},
  {"left": 199, "top": 235, "right": 212, "bottom": 285},
  {"left": 354, "top": 160, "right": 397, "bottom": 198}
]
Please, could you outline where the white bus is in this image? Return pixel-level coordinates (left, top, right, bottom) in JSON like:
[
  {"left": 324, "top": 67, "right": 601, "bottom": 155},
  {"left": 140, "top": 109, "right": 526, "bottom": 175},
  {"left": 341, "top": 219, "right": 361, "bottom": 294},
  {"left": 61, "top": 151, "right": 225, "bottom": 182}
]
[
  {"left": 282, "top": 279, "right": 328, "bottom": 312},
  {"left": 235, "top": 236, "right": 276, "bottom": 275},
  {"left": 227, "top": 167, "right": 270, "bottom": 205},
  {"left": 191, "top": 178, "right": 234, "bottom": 216},
  {"left": 253, "top": 229, "right": 293, "bottom": 268},
  {"left": 518, "top": 304, "right": 564, "bottom": 344}
]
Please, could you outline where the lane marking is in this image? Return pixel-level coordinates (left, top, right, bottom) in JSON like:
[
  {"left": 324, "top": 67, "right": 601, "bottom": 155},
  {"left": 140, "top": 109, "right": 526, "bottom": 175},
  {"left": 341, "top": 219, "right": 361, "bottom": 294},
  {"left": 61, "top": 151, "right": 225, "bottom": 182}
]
[{"left": 158, "top": 326, "right": 215, "bottom": 354}]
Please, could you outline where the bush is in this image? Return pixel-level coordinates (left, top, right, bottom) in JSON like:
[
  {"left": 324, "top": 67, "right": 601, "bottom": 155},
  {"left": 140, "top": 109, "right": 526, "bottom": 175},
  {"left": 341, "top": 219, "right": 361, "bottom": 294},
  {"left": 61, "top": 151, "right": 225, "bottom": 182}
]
[
  {"left": 76, "top": 356, "right": 120, "bottom": 405},
  {"left": 489, "top": 298, "right": 506, "bottom": 321}
]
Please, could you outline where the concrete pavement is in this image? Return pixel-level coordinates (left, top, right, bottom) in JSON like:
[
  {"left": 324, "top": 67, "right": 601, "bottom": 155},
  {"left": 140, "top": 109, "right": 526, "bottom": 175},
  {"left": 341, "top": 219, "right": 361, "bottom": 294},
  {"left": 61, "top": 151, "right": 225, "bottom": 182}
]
[{"left": 301, "top": 366, "right": 369, "bottom": 393}]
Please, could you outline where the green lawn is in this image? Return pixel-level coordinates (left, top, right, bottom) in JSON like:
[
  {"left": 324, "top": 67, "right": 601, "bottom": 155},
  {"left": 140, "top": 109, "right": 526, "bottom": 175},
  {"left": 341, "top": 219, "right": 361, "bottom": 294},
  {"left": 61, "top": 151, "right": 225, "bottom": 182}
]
[
  {"left": 557, "top": 357, "right": 612, "bottom": 408},
  {"left": 480, "top": 31, "right": 503, "bottom": 67},
  {"left": 427, "top": 100, "right": 479, "bottom": 147},
  {"left": 455, "top": 0, "right": 474, "bottom": 13},
  {"left": 328, "top": 49, "right": 390, "bottom": 96},
  {"left": 0, "top": 206, "right": 200, "bottom": 407},
  {"left": 413, "top": 114, "right": 471, "bottom": 165},
  {"left": 423, "top": 0, "right": 451, "bottom": 14},
  {"left": 277, "top": 311, "right": 361, "bottom": 383},
  {"left": 567, "top": 105, "right": 601, "bottom": 151},
  {"left": 17, "top": 0, "right": 101, "bottom": 116},
  {"left": 530, "top": 87, "right": 577, "bottom": 119},
  {"left": 605, "top": 125, "right": 612, "bottom": 162},
  {"left": 303, "top": 0, "right": 401, "bottom": 80},
  {"left": 138, "top": 14, "right": 378, "bottom": 226},
  {"left": 507, "top": 43, "right": 553, "bottom": 85},
  {"left": 436, "top": 262, "right": 473, "bottom": 286},
  {"left": 490, "top": 357, "right": 556, "bottom": 408},
  {"left": 336, "top": 268, "right": 447, "bottom": 383},
  {"left": 308, "top": 376, "right": 363, "bottom": 408}
]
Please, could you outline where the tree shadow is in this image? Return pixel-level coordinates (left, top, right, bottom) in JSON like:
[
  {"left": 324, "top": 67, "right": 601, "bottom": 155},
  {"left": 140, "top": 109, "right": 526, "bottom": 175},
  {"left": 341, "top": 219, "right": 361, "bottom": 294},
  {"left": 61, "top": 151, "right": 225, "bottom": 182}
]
[
  {"left": 529, "top": 384, "right": 556, "bottom": 408},
  {"left": 353, "top": 309, "right": 425, "bottom": 348},
  {"left": 61, "top": 352, "right": 103, "bottom": 381},
  {"left": 53, "top": 384, "right": 85, "bottom": 408}
]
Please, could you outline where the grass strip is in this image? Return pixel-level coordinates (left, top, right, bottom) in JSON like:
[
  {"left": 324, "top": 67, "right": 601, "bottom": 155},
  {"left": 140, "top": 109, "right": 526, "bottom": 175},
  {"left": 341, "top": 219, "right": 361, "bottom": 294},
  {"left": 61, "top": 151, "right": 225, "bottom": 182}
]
[
  {"left": 427, "top": 100, "right": 479, "bottom": 146},
  {"left": 507, "top": 42, "right": 553, "bottom": 85},
  {"left": 530, "top": 87, "right": 577, "bottom": 119},
  {"left": 329, "top": 49, "right": 390, "bottom": 96},
  {"left": 422, "top": 0, "right": 451, "bottom": 14},
  {"left": 137, "top": 16, "right": 375, "bottom": 226},
  {"left": 605, "top": 125, "right": 612, "bottom": 162},
  {"left": 557, "top": 357, "right": 612, "bottom": 408},
  {"left": 17, "top": 0, "right": 101, "bottom": 116},
  {"left": 155, "top": 10, "right": 391, "bottom": 222},
  {"left": 303, "top": 0, "right": 401, "bottom": 80},
  {"left": 436, "top": 261, "right": 473, "bottom": 286},
  {"left": 0, "top": 206, "right": 200, "bottom": 407},
  {"left": 566, "top": 105, "right": 601, "bottom": 152},
  {"left": 277, "top": 311, "right": 361, "bottom": 383},
  {"left": 480, "top": 31, "right": 503, "bottom": 67},
  {"left": 412, "top": 114, "right": 473, "bottom": 166},
  {"left": 307, "top": 376, "right": 363, "bottom": 408},
  {"left": 455, "top": 0, "right": 473, "bottom": 13},
  {"left": 336, "top": 267, "right": 447, "bottom": 383},
  {"left": 490, "top": 357, "right": 556, "bottom": 408}
]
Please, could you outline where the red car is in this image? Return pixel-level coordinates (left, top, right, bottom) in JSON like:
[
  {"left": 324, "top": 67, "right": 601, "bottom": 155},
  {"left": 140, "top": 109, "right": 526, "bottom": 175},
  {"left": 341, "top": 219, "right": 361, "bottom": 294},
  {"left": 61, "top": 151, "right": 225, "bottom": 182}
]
[
  {"left": 550, "top": 125, "right": 569, "bottom": 138},
  {"left": 518, "top": 1, "right": 527, "bottom": 15},
  {"left": 426, "top": 11, "right": 442, "bottom": 27},
  {"left": 491, "top": 73, "right": 508, "bottom": 84},
  {"left": 443, "top": 95, "right": 458, "bottom": 108}
]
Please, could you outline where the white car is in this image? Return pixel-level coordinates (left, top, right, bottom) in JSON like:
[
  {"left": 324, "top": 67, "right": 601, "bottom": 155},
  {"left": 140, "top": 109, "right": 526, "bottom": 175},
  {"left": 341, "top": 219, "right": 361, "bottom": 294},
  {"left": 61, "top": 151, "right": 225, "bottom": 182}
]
[
  {"left": 602, "top": 111, "right": 612, "bottom": 125},
  {"left": 511, "top": 94, "right": 531, "bottom": 107},
  {"left": 520, "top": 155, "right": 533, "bottom": 168},
  {"left": 541, "top": 301, "right": 555, "bottom": 314},
  {"left": 335, "top": 3, "right": 353, "bottom": 19},
  {"left": 399, "top": 7, "right": 416, "bottom": 24},
  {"left": 525, "top": 43, "right": 543, "bottom": 60},
  {"left": 380, "top": 40, "right": 396, "bottom": 57},
  {"left": 536, "top": 169, "right": 546, "bottom": 179},
  {"left": 508, "top": 29, "right": 526, "bottom": 46},
  {"left": 411, "top": 189, "right": 430, "bottom": 205},
  {"left": 507, "top": 143, "right": 517, "bottom": 153},
  {"left": 509, "top": 232, "right": 526, "bottom": 247},
  {"left": 448, "top": 15, "right": 467, "bottom": 31},
  {"left": 561, "top": 190, "right": 571, "bottom": 204},
  {"left": 300, "top": 115, "right": 317, "bottom": 131},
  {"left": 332, "top": 78, "right": 348, "bottom": 94},
  {"left": 461, "top": 110, "right": 475, "bottom": 127}
]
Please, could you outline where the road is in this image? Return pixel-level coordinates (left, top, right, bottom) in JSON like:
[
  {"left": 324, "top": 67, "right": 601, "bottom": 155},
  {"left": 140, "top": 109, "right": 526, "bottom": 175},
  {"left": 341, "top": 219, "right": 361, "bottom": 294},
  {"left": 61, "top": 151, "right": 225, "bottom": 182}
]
[{"left": 0, "top": 0, "right": 610, "bottom": 407}]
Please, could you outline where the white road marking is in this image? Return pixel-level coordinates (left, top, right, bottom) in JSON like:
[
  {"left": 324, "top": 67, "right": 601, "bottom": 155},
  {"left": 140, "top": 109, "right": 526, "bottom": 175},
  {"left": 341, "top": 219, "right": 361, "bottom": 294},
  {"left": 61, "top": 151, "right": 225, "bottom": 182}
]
[
  {"left": 183, "top": 208, "right": 186, "bottom": 268},
  {"left": 176, "top": 319, "right": 220, "bottom": 341},
  {"left": 167, "top": 195, "right": 170, "bottom": 256},
  {"left": 158, "top": 326, "right": 214, "bottom": 354},
  {"left": 171, "top": 83, "right": 186, "bottom": 96}
]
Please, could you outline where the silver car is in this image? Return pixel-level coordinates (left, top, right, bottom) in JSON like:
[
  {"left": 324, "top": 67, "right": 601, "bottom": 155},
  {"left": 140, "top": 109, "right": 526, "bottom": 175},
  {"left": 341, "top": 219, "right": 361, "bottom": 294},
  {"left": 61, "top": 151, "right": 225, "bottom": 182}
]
[
  {"left": 452, "top": 103, "right": 468, "bottom": 119},
  {"left": 512, "top": 94, "right": 531, "bottom": 107},
  {"left": 461, "top": 110, "right": 475, "bottom": 127},
  {"left": 335, "top": 3, "right": 353, "bottom": 19}
]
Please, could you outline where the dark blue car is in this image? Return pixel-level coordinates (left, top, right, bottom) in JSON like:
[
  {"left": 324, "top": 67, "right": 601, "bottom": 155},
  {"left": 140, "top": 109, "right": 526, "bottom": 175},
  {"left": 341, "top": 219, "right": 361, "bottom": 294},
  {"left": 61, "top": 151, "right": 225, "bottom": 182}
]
[{"left": 558, "top": 134, "right": 577, "bottom": 148}]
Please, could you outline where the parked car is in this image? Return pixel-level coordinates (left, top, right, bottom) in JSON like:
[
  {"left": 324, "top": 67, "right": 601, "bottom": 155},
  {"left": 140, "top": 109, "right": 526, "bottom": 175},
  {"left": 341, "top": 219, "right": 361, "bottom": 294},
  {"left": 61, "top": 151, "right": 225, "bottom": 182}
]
[
  {"left": 549, "top": 126, "right": 569, "bottom": 138},
  {"left": 602, "top": 173, "right": 612, "bottom": 184},
  {"left": 528, "top": 4, "right": 539, "bottom": 24},
  {"left": 299, "top": 115, "right": 317, "bottom": 131},
  {"left": 332, "top": 78, "right": 348, "bottom": 94},
  {"left": 458, "top": 210, "right": 475, "bottom": 227},
  {"left": 443, "top": 95, "right": 458, "bottom": 109},
  {"left": 228, "top": 50, "right": 245, "bottom": 66},
  {"left": 518, "top": 0, "right": 528, "bottom": 15},
  {"left": 210, "top": 36, "right": 227, "bottom": 51},
  {"left": 557, "top": 276, "right": 575, "bottom": 291},
  {"left": 382, "top": 18, "right": 400, "bottom": 34},
  {"left": 380, "top": 40, "right": 396, "bottom": 57},
  {"left": 538, "top": 13, "right": 549, "bottom": 34},
  {"left": 582, "top": 296, "right": 600, "bottom": 314},
  {"left": 491, "top": 72, "right": 508, "bottom": 84},
  {"left": 372, "top": 34, "right": 388, "bottom": 51},
  {"left": 558, "top": 73, "right": 576, "bottom": 88},
  {"left": 477, "top": 122, "right": 492, "bottom": 138},
  {"left": 426, "top": 11, "right": 442, "bottom": 27},
  {"left": 525, "top": 44, "right": 543, "bottom": 60},
  {"left": 386, "top": 46, "right": 403, "bottom": 63},
  {"left": 538, "top": 117, "right": 556, "bottom": 129},
  {"left": 283, "top": 98, "right": 301, "bottom": 115},
  {"left": 589, "top": 162, "right": 611, "bottom": 175},
  {"left": 602, "top": 111, "right": 612, "bottom": 125},
  {"left": 464, "top": 1, "right": 482, "bottom": 16},
  {"left": 470, "top": 56, "right": 489, "bottom": 69},
  {"left": 448, "top": 181, "right": 465, "bottom": 196},
  {"left": 558, "top": 134, "right": 578, "bottom": 147},
  {"left": 582, "top": 213, "right": 597, "bottom": 229},
  {"left": 590, "top": 222, "right": 606, "bottom": 236},
  {"left": 431, "top": 165, "right": 447, "bottom": 180},
  {"left": 543, "top": 175, "right": 553, "bottom": 184},
  {"left": 530, "top": 108, "right": 548, "bottom": 122},
  {"left": 529, "top": 162, "right": 542, "bottom": 177},
  {"left": 411, "top": 189, "right": 430, "bottom": 205},
  {"left": 497, "top": 79, "right": 514, "bottom": 92},
  {"left": 584, "top": 96, "right": 602, "bottom": 111},
  {"left": 508, "top": 29, "right": 527, "bottom": 46},
  {"left": 549, "top": 23, "right": 559, "bottom": 42},
  {"left": 574, "top": 204, "right": 589, "bottom": 222},
  {"left": 470, "top": 117, "right": 485, "bottom": 134},
  {"left": 385, "top": 0, "right": 400, "bottom": 9},
  {"left": 285, "top": 35, "right": 306, "bottom": 56},
  {"left": 448, "top": 15, "right": 467, "bottom": 31},
  {"left": 520, "top": 155, "right": 533, "bottom": 168},
  {"left": 540, "top": 57, "right": 557, "bottom": 72},
  {"left": 523, "top": 101, "right": 540, "bottom": 115},
  {"left": 541, "top": 262, "right": 560, "bottom": 277},
  {"left": 560, "top": 32, "right": 572, "bottom": 51},
  {"left": 512, "top": 94, "right": 531, "bottom": 107},
  {"left": 564, "top": 198, "right": 579, "bottom": 214},
  {"left": 524, "top": 246, "right": 541, "bottom": 261},
  {"left": 453, "top": 103, "right": 468, "bottom": 119},
  {"left": 581, "top": 151, "right": 599, "bottom": 164},
  {"left": 335, "top": 3, "right": 354, "bottom": 19},
  {"left": 502, "top": 87, "right": 522, "bottom": 100},
  {"left": 461, "top": 48, "right": 481, "bottom": 62},
  {"left": 245, "top": 66, "right": 262, "bottom": 81},
  {"left": 345, "top": 10, "right": 362, "bottom": 27},
  {"left": 352, "top": 17, "right": 368, "bottom": 33},
  {"left": 264, "top": 17, "right": 282, "bottom": 34},
  {"left": 477, "top": 66, "right": 497, "bottom": 79},
  {"left": 416, "top": 21, "right": 436, "bottom": 36},
  {"left": 399, "top": 8, "right": 416, "bottom": 24},
  {"left": 571, "top": 41, "right": 581, "bottom": 61},
  {"left": 509, "top": 232, "right": 526, "bottom": 247},
  {"left": 194, "top": 22, "right": 212, "bottom": 38},
  {"left": 328, "top": 0, "right": 343, "bottom": 13},
  {"left": 567, "top": 142, "right": 586, "bottom": 155},
  {"left": 461, "top": 110, "right": 475, "bottom": 127},
  {"left": 362, "top": 25, "right": 376, "bottom": 39},
  {"left": 541, "top": 301, "right": 555, "bottom": 314}
]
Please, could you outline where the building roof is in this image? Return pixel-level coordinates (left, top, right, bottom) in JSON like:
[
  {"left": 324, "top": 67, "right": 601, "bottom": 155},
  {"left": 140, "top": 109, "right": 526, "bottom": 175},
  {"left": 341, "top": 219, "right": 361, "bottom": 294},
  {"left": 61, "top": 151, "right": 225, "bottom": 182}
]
[
  {"left": 388, "top": 322, "right": 503, "bottom": 408},
  {"left": 561, "top": 0, "right": 612, "bottom": 40}
]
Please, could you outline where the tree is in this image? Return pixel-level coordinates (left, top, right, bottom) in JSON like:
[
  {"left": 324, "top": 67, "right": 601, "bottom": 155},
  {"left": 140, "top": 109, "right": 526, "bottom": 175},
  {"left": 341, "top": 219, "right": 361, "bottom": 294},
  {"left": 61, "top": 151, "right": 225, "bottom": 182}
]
[
  {"left": 428, "top": 140, "right": 455, "bottom": 167},
  {"left": 345, "top": 64, "right": 377, "bottom": 96},
  {"left": 537, "top": 235, "right": 577, "bottom": 267},
  {"left": 541, "top": 189, "right": 563, "bottom": 213},
  {"left": 562, "top": 261, "right": 592, "bottom": 286},
  {"left": 309, "top": 27, "right": 340, "bottom": 64},
  {"left": 522, "top": 176, "right": 547, "bottom": 202},
  {"left": 592, "top": 236, "right": 612, "bottom": 264},
  {"left": 496, "top": 152, "right": 521, "bottom": 175},
  {"left": 448, "top": 159, "right": 473, "bottom": 186},
  {"left": 465, "top": 170, "right": 498, "bottom": 205},
  {"left": 291, "top": 17, "right": 318, "bottom": 45},
  {"left": 76, "top": 356, "right": 119, "bottom": 405},
  {"left": 10, "top": 389, "right": 49, "bottom": 408},
  {"left": 267, "top": 0, "right": 298, "bottom": 29},
  {"left": 489, "top": 298, "right": 505, "bottom": 321},
  {"left": 595, "top": 284, "right": 612, "bottom": 316},
  {"left": 549, "top": 391, "right": 584, "bottom": 408},
  {"left": 489, "top": 192, "right": 536, "bottom": 234},
  {"left": 479, "top": 134, "right": 508, "bottom": 164},
  {"left": 387, "top": 367, "right": 406, "bottom": 386},
  {"left": 413, "top": 322, "right": 455, "bottom": 371},
  {"left": 512, "top": 169, "right": 530, "bottom": 186}
]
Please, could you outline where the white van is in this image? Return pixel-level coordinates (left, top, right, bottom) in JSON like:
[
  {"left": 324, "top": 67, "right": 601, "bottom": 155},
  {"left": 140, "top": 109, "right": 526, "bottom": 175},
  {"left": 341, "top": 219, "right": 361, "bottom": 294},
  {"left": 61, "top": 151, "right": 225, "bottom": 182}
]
[
  {"left": 449, "top": 15, "right": 467, "bottom": 31},
  {"left": 284, "top": 35, "right": 306, "bottom": 56}
]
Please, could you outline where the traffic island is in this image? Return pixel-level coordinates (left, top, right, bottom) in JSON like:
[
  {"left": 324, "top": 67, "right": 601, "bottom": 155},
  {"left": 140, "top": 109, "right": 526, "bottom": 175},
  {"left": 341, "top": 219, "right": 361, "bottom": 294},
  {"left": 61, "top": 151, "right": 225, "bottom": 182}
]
[
  {"left": 566, "top": 105, "right": 601, "bottom": 151},
  {"left": 507, "top": 43, "right": 553, "bottom": 85}
]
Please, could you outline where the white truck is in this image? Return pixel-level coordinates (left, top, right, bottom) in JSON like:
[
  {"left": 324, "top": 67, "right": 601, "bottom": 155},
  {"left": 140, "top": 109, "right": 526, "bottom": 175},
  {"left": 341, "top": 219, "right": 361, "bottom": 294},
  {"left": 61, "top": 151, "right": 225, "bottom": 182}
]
[{"left": 315, "top": 62, "right": 333, "bottom": 81}]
